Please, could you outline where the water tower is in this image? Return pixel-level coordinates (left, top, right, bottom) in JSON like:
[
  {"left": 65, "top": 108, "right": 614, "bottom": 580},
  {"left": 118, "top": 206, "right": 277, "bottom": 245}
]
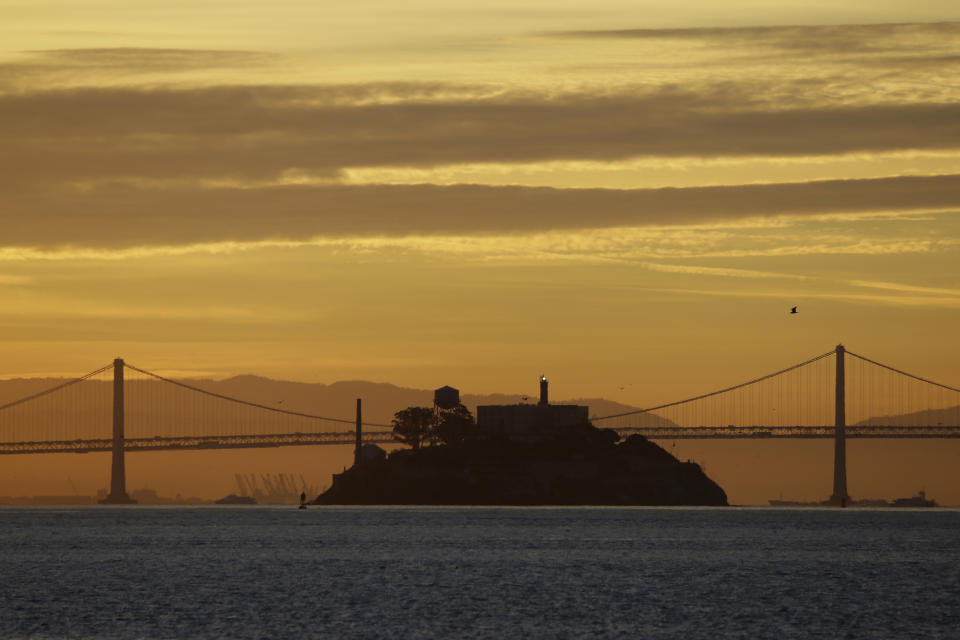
[{"left": 434, "top": 385, "right": 460, "bottom": 409}]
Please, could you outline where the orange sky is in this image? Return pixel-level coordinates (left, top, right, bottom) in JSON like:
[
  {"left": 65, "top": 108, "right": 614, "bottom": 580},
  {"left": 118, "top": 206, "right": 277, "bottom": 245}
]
[{"left": 1, "top": 1, "right": 959, "bottom": 504}]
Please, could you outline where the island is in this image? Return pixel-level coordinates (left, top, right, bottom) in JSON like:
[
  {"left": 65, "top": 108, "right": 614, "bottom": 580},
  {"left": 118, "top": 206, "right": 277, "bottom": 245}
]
[{"left": 313, "top": 422, "right": 727, "bottom": 506}]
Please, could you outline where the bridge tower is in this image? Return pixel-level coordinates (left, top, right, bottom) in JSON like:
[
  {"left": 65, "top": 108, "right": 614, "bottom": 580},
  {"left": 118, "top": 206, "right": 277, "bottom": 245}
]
[
  {"left": 99, "top": 358, "right": 135, "bottom": 504},
  {"left": 354, "top": 398, "right": 362, "bottom": 467},
  {"left": 829, "top": 344, "right": 849, "bottom": 506}
]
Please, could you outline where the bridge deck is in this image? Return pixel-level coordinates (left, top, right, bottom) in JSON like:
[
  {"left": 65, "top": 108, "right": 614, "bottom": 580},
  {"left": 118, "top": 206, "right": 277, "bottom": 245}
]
[{"left": 2, "top": 426, "right": 960, "bottom": 454}]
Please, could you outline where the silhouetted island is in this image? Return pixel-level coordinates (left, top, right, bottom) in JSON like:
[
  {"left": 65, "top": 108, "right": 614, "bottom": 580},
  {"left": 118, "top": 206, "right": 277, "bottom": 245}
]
[{"left": 313, "top": 422, "right": 727, "bottom": 506}]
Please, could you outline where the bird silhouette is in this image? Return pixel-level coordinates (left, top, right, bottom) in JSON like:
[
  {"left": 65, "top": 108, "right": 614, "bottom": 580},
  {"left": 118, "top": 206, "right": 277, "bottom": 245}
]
[{"left": 790, "top": 306, "right": 798, "bottom": 314}]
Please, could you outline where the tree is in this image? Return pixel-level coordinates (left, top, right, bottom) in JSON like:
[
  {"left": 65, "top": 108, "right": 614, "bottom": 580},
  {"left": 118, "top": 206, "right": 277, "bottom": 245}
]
[
  {"left": 391, "top": 406, "right": 434, "bottom": 450},
  {"left": 435, "top": 404, "right": 476, "bottom": 447}
]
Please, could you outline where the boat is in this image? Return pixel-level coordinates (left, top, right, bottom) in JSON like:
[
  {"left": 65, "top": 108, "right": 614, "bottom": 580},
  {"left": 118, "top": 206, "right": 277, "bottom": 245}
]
[
  {"left": 890, "top": 490, "right": 937, "bottom": 508},
  {"left": 769, "top": 491, "right": 939, "bottom": 508},
  {"left": 215, "top": 493, "right": 257, "bottom": 505}
]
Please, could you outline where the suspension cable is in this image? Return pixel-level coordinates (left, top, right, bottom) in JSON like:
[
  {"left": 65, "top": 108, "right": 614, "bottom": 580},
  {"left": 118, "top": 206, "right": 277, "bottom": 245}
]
[
  {"left": 846, "top": 350, "right": 960, "bottom": 394},
  {"left": 123, "top": 363, "right": 390, "bottom": 427},
  {"left": 593, "top": 349, "right": 835, "bottom": 421},
  {"left": 0, "top": 364, "right": 113, "bottom": 413}
]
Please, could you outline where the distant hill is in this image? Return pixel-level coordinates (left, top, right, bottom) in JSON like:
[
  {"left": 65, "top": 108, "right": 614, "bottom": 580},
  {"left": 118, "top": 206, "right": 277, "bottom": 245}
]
[
  {"left": 161, "top": 377, "right": 659, "bottom": 425},
  {"left": 854, "top": 405, "right": 960, "bottom": 427},
  {"left": 0, "top": 375, "right": 654, "bottom": 430}
]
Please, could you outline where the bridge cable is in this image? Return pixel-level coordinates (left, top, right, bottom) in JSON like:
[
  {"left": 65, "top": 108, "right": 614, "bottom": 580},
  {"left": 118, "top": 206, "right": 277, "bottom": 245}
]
[
  {"left": 846, "top": 350, "right": 960, "bottom": 394},
  {"left": 122, "top": 363, "right": 391, "bottom": 428},
  {"left": 592, "top": 349, "right": 835, "bottom": 421},
  {"left": 0, "top": 363, "right": 113, "bottom": 413}
]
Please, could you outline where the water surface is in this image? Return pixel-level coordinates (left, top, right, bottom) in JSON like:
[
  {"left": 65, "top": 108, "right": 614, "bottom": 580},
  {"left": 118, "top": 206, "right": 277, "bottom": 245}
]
[{"left": 2, "top": 506, "right": 958, "bottom": 638}]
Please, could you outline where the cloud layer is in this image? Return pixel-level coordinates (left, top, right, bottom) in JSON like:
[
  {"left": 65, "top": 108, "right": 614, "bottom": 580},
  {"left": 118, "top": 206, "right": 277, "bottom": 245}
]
[
  {"left": 546, "top": 21, "right": 960, "bottom": 55},
  {"left": 1, "top": 83, "right": 959, "bottom": 194},
  {"left": 2, "top": 175, "right": 958, "bottom": 248},
  {"left": 1, "top": 21, "right": 957, "bottom": 252}
]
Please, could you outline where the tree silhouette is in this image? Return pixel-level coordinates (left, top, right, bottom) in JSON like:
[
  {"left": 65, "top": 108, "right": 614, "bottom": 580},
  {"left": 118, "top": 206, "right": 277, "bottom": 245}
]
[
  {"left": 436, "top": 404, "right": 476, "bottom": 447},
  {"left": 391, "top": 406, "right": 434, "bottom": 450}
]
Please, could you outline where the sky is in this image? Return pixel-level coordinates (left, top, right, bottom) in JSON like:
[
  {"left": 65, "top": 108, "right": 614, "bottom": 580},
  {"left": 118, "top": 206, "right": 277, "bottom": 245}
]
[{"left": 1, "top": 1, "right": 959, "bottom": 502}]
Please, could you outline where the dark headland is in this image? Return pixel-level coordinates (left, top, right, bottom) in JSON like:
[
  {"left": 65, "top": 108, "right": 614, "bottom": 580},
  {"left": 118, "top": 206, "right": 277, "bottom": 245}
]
[{"left": 313, "top": 422, "right": 728, "bottom": 506}]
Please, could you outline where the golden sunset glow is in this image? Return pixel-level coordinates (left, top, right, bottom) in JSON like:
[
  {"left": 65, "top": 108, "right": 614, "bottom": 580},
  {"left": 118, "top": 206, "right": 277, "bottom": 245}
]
[{"left": 2, "top": 1, "right": 959, "bottom": 504}]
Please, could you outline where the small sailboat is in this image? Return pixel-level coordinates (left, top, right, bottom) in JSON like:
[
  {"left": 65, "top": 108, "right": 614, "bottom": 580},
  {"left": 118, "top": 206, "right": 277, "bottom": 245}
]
[{"left": 298, "top": 491, "right": 307, "bottom": 509}]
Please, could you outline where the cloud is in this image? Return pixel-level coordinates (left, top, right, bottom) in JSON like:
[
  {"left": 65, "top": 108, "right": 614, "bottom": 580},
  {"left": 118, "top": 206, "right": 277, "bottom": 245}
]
[
  {"left": 543, "top": 22, "right": 960, "bottom": 75},
  {"left": 639, "top": 263, "right": 809, "bottom": 280},
  {"left": 0, "top": 48, "right": 283, "bottom": 92},
  {"left": 545, "top": 21, "right": 960, "bottom": 55},
  {"left": 27, "top": 48, "right": 279, "bottom": 71},
  {"left": 686, "top": 239, "right": 943, "bottom": 259},
  {"left": 0, "top": 225, "right": 937, "bottom": 264},
  {"left": 1, "top": 83, "right": 959, "bottom": 187},
  {"left": 0, "top": 175, "right": 957, "bottom": 250},
  {"left": 630, "top": 286, "right": 960, "bottom": 309},
  {"left": 846, "top": 280, "right": 960, "bottom": 297}
]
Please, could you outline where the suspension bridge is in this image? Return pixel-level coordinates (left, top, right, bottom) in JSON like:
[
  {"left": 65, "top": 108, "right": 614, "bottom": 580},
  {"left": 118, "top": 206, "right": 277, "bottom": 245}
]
[{"left": 1, "top": 345, "right": 958, "bottom": 504}]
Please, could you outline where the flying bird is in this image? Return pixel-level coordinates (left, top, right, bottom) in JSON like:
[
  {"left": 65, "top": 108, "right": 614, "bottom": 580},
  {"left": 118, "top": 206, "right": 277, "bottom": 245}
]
[{"left": 790, "top": 306, "right": 798, "bottom": 314}]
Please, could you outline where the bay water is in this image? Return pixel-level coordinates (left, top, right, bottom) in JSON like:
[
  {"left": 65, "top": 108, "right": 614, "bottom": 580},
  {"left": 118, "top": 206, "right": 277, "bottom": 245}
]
[{"left": 2, "top": 506, "right": 958, "bottom": 639}]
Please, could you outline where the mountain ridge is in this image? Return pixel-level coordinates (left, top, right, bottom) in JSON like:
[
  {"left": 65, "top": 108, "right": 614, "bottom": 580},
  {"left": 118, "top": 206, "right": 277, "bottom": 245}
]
[{"left": 0, "top": 375, "right": 645, "bottom": 427}]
